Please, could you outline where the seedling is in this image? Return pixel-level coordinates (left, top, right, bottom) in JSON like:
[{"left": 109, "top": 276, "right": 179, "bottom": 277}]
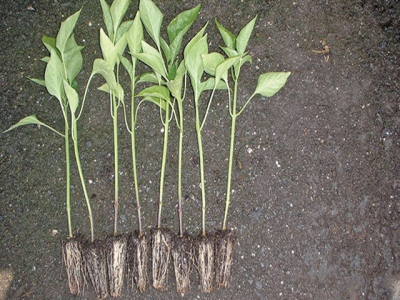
[
  {"left": 120, "top": 10, "right": 149, "bottom": 293},
  {"left": 3, "top": 9, "right": 94, "bottom": 295},
  {"left": 95, "top": 0, "right": 132, "bottom": 296},
  {"left": 214, "top": 16, "right": 291, "bottom": 287},
  {"left": 184, "top": 25, "right": 227, "bottom": 293}
]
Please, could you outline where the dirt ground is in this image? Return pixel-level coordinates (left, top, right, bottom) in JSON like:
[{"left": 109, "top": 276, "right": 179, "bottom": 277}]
[{"left": 1, "top": 0, "right": 399, "bottom": 299}]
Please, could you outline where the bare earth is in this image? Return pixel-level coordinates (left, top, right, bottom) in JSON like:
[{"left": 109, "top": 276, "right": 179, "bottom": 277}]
[{"left": 0, "top": 0, "right": 399, "bottom": 299}]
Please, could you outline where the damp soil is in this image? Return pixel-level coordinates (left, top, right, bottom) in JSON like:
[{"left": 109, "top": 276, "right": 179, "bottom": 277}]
[{"left": 1, "top": 0, "right": 399, "bottom": 299}]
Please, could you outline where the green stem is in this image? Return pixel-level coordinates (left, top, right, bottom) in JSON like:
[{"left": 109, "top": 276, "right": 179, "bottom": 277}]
[
  {"left": 222, "top": 78, "right": 239, "bottom": 231},
  {"left": 177, "top": 106, "right": 184, "bottom": 237},
  {"left": 64, "top": 114, "right": 72, "bottom": 239},
  {"left": 112, "top": 93, "right": 119, "bottom": 236},
  {"left": 71, "top": 118, "right": 94, "bottom": 242},
  {"left": 130, "top": 63, "right": 142, "bottom": 236},
  {"left": 195, "top": 96, "right": 207, "bottom": 237},
  {"left": 157, "top": 102, "right": 170, "bottom": 229}
]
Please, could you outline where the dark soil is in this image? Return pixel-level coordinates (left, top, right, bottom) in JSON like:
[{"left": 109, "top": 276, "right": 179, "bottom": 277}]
[{"left": 1, "top": 0, "right": 399, "bottom": 299}]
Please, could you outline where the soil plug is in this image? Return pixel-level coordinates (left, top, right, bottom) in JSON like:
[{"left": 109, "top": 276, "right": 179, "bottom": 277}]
[
  {"left": 214, "top": 17, "right": 291, "bottom": 287},
  {"left": 4, "top": 9, "right": 93, "bottom": 295},
  {"left": 172, "top": 234, "right": 193, "bottom": 295},
  {"left": 83, "top": 240, "right": 109, "bottom": 299},
  {"left": 127, "top": 232, "right": 148, "bottom": 292}
]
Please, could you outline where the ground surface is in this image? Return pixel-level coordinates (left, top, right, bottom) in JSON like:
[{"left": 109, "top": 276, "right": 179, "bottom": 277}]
[{"left": 1, "top": 0, "right": 399, "bottom": 299}]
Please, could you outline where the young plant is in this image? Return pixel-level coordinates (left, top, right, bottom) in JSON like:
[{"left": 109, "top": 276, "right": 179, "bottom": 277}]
[
  {"left": 184, "top": 25, "right": 227, "bottom": 293},
  {"left": 96, "top": 0, "right": 132, "bottom": 296},
  {"left": 121, "top": 11, "right": 149, "bottom": 293},
  {"left": 214, "top": 16, "right": 291, "bottom": 288},
  {"left": 4, "top": 9, "right": 91, "bottom": 295}
]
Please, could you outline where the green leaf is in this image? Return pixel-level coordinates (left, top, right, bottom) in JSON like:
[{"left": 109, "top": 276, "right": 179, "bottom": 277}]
[
  {"left": 100, "top": 28, "right": 118, "bottom": 67},
  {"left": 199, "top": 77, "right": 227, "bottom": 92},
  {"left": 110, "top": 0, "right": 131, "bottom": 40},
  {"left": 42, "top": 35, "right": 56, "bottom": 53},
  {"left": 116, "top": 20, "right": 133, "bottom": 42},
  {"left": 120, "top": 55, "right": 133, "bottom": 80},
  {"left": 135, "top": 41, "right": 167, "bottom": 79},
  {"left": 115, "top": 33, "right": 127, "bottom": 57},
  {"left": 28, "top": 77, "right": 46, "bottom": 87},
  {"left": 63, "top": 34, "right": 84, "bottom": 82},
  {"left": 215, "top": 19, "right": 236, "bottom": 49},
  {"left": 184, "top": 35, "right": 208, "bottom": 85},
  {"left": 137, "top": 85, "right": 170, "bottom": 102},
  {"left": 183, "top": 23, "right": 207, "bottom": 57},
  {"left": 100, "top": 0, "right": 114, "bottom": 40},
  {"left": 139, "top": 0, "right": 163, "bottom": 49},
  {"left": 215, "top": 55, "right": 243, "bottom": 83},
  {"left": 253, "top": 72, "right": 291, "bottom": 97},
  {"left": 167, "top": 4, "right": 200, "bottom": 43},
  {"left": 98, "top": 82, "right": 125, "bottom": 100},
  {"left": 140, "top": 96, "right": 166, "bottom": 110},
  {"left": 160, "top": 37, "right": 172, "bottom": 64},
  {"left": 4, "top": 115, "right": 45, "bottom": 133},
  {"left": 91, "top": 58, "right": 117, "bottom": 91},
  {"left": 138, "top": 72, "right": 161, "bottom": 84},
  {"left": 63, "top": 80, "right": 79, "bottom": 114},
  {"left": 126, "top": 12, "right": 143, "bottom": 55},
  {"left": 236, "top": 15, "right": 257, "bottom": 54},
  {"left": 56, "top": 8, "right": 82, "bottom": 54},
  {"left": 220, "top": 46, "right": 238, "bottom": 58},
  {"left": 202, "top": 52, "right": 224, "bottom": 76},
  {"left": 45, "top": 48, "right": 65, "bottom": 101}
]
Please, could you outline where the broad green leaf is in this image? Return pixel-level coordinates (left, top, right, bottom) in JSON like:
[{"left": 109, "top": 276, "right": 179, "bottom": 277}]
[
  {"left": 56, "top": 9, "right": 82, "bottom": 54},
  {"left": 139, "top": 0, "right": 163, "bottom": 49},
  {"left": 100, "top": 0, "right": 114, "bottom": 40},
  {"left": 63, "top": 80, "right": 79, "bottom": 114},
  {"left": 110, "top": 0, "right": 131, "bottom": 40},
  {"left": 215, "top": 55, "right": 243, "bottom": 83},
  {"left": 98, "top": 82, "right": 125, "bottom": 100},
  {"left": 202, "top": 52, "right": 224, "bottom": 76},
  {"left": 91, "top": 58, "right": 117, "bottom": 91},
  {"left": 184, "top": 35, "right": 208, "bottom": 85},
  {"left": 140, "top": 96, "right": 166, "bottom": 110},
  {"left": 116, "top": 20, "right": 133, "bottom": 43},
  {"left": 137, "top": 85, "right": 170, "bottom": 102},
  {"left": 167, "top": 4, "right": 200, "bottom": 42},
  {"left": 183, "top": 23, "right": 207, "bottom": 57},
  {"left": 120, "top": 55, "right": 133, "bottom": 80},
  {"left": 41, "top": 56, "right": 50, "bottom": 63},
  {"left": 220, "top": 46, "right": 238, "bottom": 58},
  {"left": 215, "top": 19, "right": 236, "bottom": 49},
  {"left": 253, "top": 72, "right": 291, "bottom": 97},
  {"left": 135, "top": 41, "right": 167, "bottom": 78},
  {"left": 200, "top": 77, "right": 227, "bottom": 92},
  {"left": 28, "top": 77, "right": 46, "bottom": 86},
  {"left": 4, "top": 115, "right": 46, "bottom": 133},
  {"left": 63, "top": 34, "right": 84, "bottom": 82},
  {"left": 115, "top": 33, "right": 127, "bottom": 57},
  {"left": 42, "top": 35, "right": 56, "bottom": 53},
  {"left": 236, "top": 15, "right": 257, "bottom": 54},
  {"left": 100, "top": 28, "right": 118, "bottom": 67},
  {"left": 138, "top": 72, "right": 161, "bottom": 84},
  {"left": 126, "top": 12, "right": 143, "bottom": 55},
  {"left": 160, "top": 37, "right": 172, "bottom": 64},
  {"left": 45, "top": 48, "right": 64, "bottom": 101}
]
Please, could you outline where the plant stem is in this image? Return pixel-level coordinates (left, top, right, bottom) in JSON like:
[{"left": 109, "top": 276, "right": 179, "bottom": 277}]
[
  {"left": 130, "top": 63, "right": 142, "bottom": 236},
  {"left": 194, "top": 96, "right": 207, "bottom": 237},
  {"left": 113, "top": 93, "right": 119, "bottom": 236},
  {"left": 71, "top": 119, "right": 94, "bottom": 242},
  {"left": 64, "top": 112, "right": 73, "bottom": 239},
  {"left": 222, "top": 77, "right": 239, "bottom": 231},
  {"left": 157, "top": 102, "right": 170, "bottom": 229},
  {"left": 177, "top": 107, "right": 184, "bottom": 237}
]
